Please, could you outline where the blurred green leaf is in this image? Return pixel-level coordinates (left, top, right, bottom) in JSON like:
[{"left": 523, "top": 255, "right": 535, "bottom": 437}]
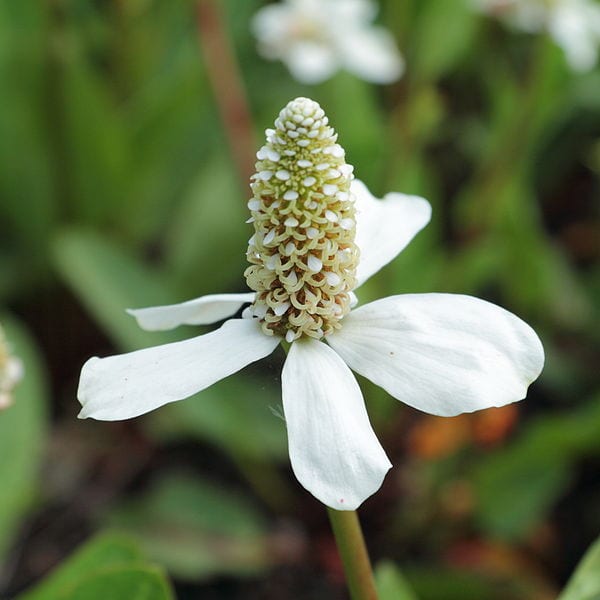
[
  {"left": 475, "top": 450, "right": 570, "bottom": 541},
  {"left": 62, "top": 54, "right": 130, "bottom": 225},
  {"left": 376, "top": 561, "right": 419, "bottom": 600},
  {"left": 320, "top": 73, "right": 387, "bottom": 189},
  {"left": 107, "top": 474, "right": 272, "bottom": 580},
  {"left": 439, "top": 238, "right": 505, "bottom": 295},
  {"left": 411, "top": 0, "right": 476, "bottom": 80},
  {"left": 559, "top": 536, "right": 600, "bottom": 600},
  {"left": 224, "top": 0, "right": 263, "bottom": 38},
  {"left": 144, "top": 356, "right": 289, "bottom": 512},
  {"left": 404, "top": 566, "right": 496, "bottom": 600},
  {"left": 19, "top": 532, "right": 173, "bottom": 600},
  {"left": 62, "top": 566, "right": 174, "bottom": 600},
  {"left": 126, "top": 35, "right": 216, "bottom": 243},
  {"left": 499, "top": 201, "right": 592, "bottom": 328},
  {"left": 0, "top": 315, "right": 48, "bottom": 561},
  {"left": 0, "top": 1, "right": 55, "bottom": 295},
  {"left": 146, "top": 372, "right": 286, "bottom": 460},
  {"left": 385, "top": 150, "right": 440, "bottom": 200},
  {"left": 52, "top": 229, "right": 181, "bottom": 352},
  {"left": 18, "top": 534, "right": 141, "bottom": 600},
  {"left": 473, "top": 394, "right": 600, "bottom": 539},
  {"left": 163, "top": 154, "right": 248, "bottom": 295}
]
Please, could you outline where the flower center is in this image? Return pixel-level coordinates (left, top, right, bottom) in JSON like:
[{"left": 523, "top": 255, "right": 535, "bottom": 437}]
[
  {"left": 244, "top": 97, "right": 358, "bottom": 342},
  {"left": 289, "top": 16, "right": 329, "bottom": 44}
]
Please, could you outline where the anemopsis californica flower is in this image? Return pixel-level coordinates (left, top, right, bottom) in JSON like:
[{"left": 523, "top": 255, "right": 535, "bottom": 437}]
[
  {"left": 475, "top": 0, "right": 600, "bottom": 71},
  {"left": 78, "top": 97, "right": 544, "bottom": 510},
  {"left": 252, "top": 0, "right": 404, "bottom": 84},
  {"left": 0, "top": 323, "right": 23, "bottom": 410}
]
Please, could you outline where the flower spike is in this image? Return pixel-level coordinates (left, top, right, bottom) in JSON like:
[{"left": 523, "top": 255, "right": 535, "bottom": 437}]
[{"left": 245, "top": 97, "right": 359, "bottom": 342}]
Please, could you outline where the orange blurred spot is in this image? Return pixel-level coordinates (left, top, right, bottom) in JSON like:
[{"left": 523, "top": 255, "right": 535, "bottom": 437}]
[
  {"left": 408, "top": 404, "right": 519, "bottom": 460},
  {"left": 472, "top": 404, "right": 519, "bottom": 446},
  {"left": 408, "top": 415, "right": 471, "bottom": 459}
]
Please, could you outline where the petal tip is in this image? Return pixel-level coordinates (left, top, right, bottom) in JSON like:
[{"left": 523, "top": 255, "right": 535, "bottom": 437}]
[
  {"left": 321, "top": 458, "right": 392, "bottom": 510},
  {"left": 125, "top": 307, "right": 162, "bottom": 331}
]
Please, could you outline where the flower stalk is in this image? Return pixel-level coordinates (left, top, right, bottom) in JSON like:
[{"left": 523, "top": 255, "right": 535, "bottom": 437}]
[
  {"left": 327, "top": 508, "right": 378, "bottom": 600},
  {"left": 195, "top": 0, "right": 257, "bottom": 185}
]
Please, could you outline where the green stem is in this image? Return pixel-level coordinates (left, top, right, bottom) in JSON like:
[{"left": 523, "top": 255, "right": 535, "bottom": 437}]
[{"left": 327, "top": 508, "right": 379, "bottom": 600}]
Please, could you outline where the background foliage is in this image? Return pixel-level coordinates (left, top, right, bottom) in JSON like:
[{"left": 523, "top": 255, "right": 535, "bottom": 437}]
[{"left": 0, "top": 0, "right": 598, "bottom": 598}]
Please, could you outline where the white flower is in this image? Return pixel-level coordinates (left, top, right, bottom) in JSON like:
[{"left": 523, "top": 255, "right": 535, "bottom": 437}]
[
  {"left": 78, "top": 98, "right": 544, "bottom": 511},
  {"left": 0, "top": 324, "right": 24, "bottom": 410},
  {"left": 252, "top": 0, "right": 404, "bottom": 84},
  {"left": 476, "top": 0, "right": 600, "bottom": 71}
]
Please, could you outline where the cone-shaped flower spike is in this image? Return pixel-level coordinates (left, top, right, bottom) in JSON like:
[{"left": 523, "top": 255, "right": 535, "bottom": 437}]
[{"left": 245, "top": 98, "right": 358, "bottom": 341}]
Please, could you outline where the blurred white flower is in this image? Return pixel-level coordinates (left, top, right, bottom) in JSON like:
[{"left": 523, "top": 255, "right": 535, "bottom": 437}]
[
  {"left": 476, "top": 0, "right": 600, "bottom": 71},
  {"left": 252, "top": 0, "right": 404, "bottom": 84},
  {"left": 0, "top": 324, "right": 23, "bottom": 410},
  {"left": 78, "top": 98, "right": 544, "bottom": 510}
]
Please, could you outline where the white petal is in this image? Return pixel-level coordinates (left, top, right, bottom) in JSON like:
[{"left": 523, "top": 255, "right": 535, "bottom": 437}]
[
  {"left": 251, "top": 4, "right": 292, "bottom": 53},
  {"left": 126, "top": 293, "right": 255, "bottom": 331},
  {"left": 78, "top": 319, "right": 279, "bottom": 421},
  {"left": 337, "top": 27, "right": 404, "bottom": 83},
  {"left": 282, "top": 339, "right": 391, "bottom": 510},
  {"left": 329, "top": 294, "right": 544, "bottom": 417},
  {"left": 352, "top": 179, "right": 431, "bottom": 287},
  {"left": 549, "top": 3, "right": 600, "bottom": 71},
  {"left": 335, "top": 0, "right": 378, "bottom": 23},
  {"left": 285, "top": 41, "right": 339, "bottom": 84}
]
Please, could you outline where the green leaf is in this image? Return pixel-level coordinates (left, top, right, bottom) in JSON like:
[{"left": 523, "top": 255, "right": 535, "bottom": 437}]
[
  {"left": 107, "top": 474, "right": 272, "bottom": 580},
  {"left": 0, "top": 315, "right": 48, "bottom": 561},
  {"left": 146, "top": 373, "right": 287, "bottom": 460},
  {"left": 52, "top": 229, "right": 181, "bottom": 352},
  {"left": 474, "top": 177, "right": 591, "bottom": 329},
  {"left": 376, "top": 561, "right": 419, "bottom": 600},
  {"left": 474, "top": 450, "right": 570, "bottom": 540},
  {"left": 559, "top": 536, "right": 600, "bottom": 600},
  {"left": 438, "top": 239, "right": 505, "bottom": 295},
  {"left": 319, "top": 73, "right": 386, "bottom": 190},
  {"left": 0, "top": 1, "right": 55, "bottom": 293},
  {"left": 18, "top": 532, "right": 174, "bottom": 600},
  {"left": 144, "top": 375, "right": 290, "bottom": 512},
  {"left": 163, "top": 154, "right": 248, "bottom": 294},
  {"left": 404, "top": 566, "right": 497, "bottom": 600},
  {"left": 61, "top": 54, "right": 130, "bottom": 226},
  {"left": 125, "top": 32, "right": 216, "bottom": 243},
  {"left": 411, "top": 0, "right": 477, "bottom": 80},
  {"left": 18, "top": 534, "right": 141, "bottom": 600},
  {"left": 63, "top": 566, "right": 174, "bottom": 600},
  {"left": 473, "top": 394, "right": 600, "bottom": 539},
  {"left": 500, "top": 216, "right": 592, "bottom": 329}
]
